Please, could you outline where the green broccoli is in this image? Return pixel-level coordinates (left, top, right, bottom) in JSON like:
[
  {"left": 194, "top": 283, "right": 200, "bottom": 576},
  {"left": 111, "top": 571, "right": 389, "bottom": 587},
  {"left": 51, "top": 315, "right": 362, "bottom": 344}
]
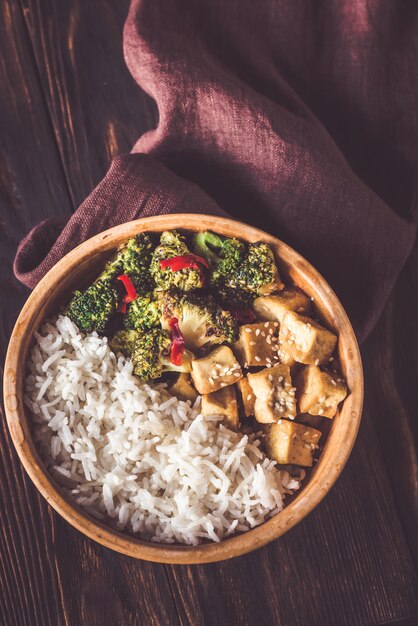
[
  {"left": 150, "top": 230, "right": 205, "bottom": 292},
  {"left": 236, "top": 241, "right": 282, "bottom": 296},
  {"left": 123, "top": 293, "right": 161, "bottom": 331},
  {"left": 110, "top": 327, "right": 192, "bottom": 380},
  {"left": 193, "top": 231, "right": 245, "bottom": 269},
  {"left": 66, "top": 233, "right": 155, "bottom": 333},
  {"left": 108, "top": 328, "right": 139, "bottom": 355},
  {"left": 193, "top": 231, "right": 282, "bottom": 306},
  {"left": 160, "top": 290, "right": 238, "bottom": 351},
  {"left": 117, "top": 232, "right": 155, "bottom": 292},
  {"left": 66, "top": 276, "right": 119, "bottom": 334}
]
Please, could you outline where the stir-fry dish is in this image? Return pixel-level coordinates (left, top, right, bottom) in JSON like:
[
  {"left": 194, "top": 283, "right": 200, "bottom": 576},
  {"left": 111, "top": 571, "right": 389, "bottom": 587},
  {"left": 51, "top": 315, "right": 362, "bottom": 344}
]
[{"left": 25, "top": 230, "right": 348, "bottom": 544}]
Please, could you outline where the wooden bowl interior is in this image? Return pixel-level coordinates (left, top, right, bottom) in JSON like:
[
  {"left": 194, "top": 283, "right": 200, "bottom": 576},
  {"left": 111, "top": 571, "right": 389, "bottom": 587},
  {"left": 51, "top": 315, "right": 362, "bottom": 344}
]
[{"left": 4, "top": 215, "right": 363, "bottom": 563}]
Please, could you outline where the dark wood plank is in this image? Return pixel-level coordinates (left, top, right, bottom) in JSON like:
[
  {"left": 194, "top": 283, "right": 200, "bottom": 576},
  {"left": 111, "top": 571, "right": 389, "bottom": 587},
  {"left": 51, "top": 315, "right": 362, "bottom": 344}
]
[
  {"left": 19, "top": 0, "right": 157, "bottom": 206},
  {"left": 49, "top": 519, "right": 180, "bottom": 626},
  {"left": 0, "top": 1, "right": 73, "bottom": 624},
  {"left": 1, "top": 1, "right": 417, "bottom": 625}
]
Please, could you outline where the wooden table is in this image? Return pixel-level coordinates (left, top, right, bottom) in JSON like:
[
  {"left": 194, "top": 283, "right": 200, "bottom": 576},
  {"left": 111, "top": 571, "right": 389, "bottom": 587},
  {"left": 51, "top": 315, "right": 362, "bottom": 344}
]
[{"left": 0, "top": 2, "right": 417, "bottom": 625}]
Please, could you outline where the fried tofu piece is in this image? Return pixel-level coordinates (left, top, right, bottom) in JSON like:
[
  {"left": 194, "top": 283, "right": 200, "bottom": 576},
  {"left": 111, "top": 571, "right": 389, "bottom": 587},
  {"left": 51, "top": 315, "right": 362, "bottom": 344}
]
[
  {"left": 233, "top": 321, "right": 280, "bottom": 367},
  {"left": 275, "top": 342, "right": 296, "bottom": 368},
  {"left": 236, "top": 377, "right": 256, "bottom": 417},
  {"left": 190, "top": 346, "right": 242, "bottom": 395},
  {"left": 296, "top": 365, "right": 347, "bottom": 418},
  {"left": 253, "top": 287, "right": 311, "bottom": 323},
  {"left": 266, "top": 420, "right": 322, "bottom": 467},
  {"left": 167, "top": 373, "right": 198, "bottom": 403},
  {"left": 279, "top": 311, "right": 337, "bottom": 365},
  {"left": 247, "top": 364, "right": 297, "bottom": 423},
  {"left": 202, "top": 386, "right": 239, "bottom": 430}
]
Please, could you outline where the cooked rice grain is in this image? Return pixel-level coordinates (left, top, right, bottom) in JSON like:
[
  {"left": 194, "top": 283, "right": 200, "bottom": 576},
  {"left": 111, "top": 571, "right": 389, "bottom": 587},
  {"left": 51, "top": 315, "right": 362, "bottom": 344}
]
[{"left": 25, "top": 315, "right": 302, "bottom": 545}]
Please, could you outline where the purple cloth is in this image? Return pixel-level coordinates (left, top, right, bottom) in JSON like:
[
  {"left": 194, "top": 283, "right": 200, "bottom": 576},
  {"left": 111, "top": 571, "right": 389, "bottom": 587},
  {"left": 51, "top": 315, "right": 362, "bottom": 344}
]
[{"left": 14, "top": 0, "right": 418, "bottom": 341}]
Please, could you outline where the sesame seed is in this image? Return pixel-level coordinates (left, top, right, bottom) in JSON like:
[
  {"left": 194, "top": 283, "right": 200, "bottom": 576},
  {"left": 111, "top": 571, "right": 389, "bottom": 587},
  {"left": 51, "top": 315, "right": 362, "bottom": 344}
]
[
  {"left": 314, "top": 359, "right": 319, "bottom": 366},
  {"left": 246, "top": 394, "right": 253, "bottom": 401},
  {"left": 261, "top": 331, "right": 266, "bottom": 337},
  {"left": 269, "top": 328, "right": 274, "bottom": 335},
  {"left": 209, "top": 377, "right": 214, "bottom": 384},
  {"left": 329, "top": 357, "right": 334, "bottom": 362},
  {"left": 250, "top": 341, "right": 256, "bottom": 346},
  {"left": 245, "top": 327, "right": 252, "bottom": 333},
  {"left": 266, "top": 357, "right": 272, "bottom": 363},
  {"left": 220, "top": 382, "right": 228, "bottom": 387},
  {"left": 268, "top": 374, "right": 273, "bottom": 381},
  {"left": 318, "top": 408, "right": 324, "bottom": 415},
  {"left": 233, "top": 372, "right": 241, "bottom": 377},
  {"left": 311, "top": 296, "right": 315, "bottom": 301},
  {"left": 278, "top": 376, "right": 283, "bottom": 382},
  {"left": 273, "top": 322, "right": 279, "bottom": 327},
  {"left": 266, "top": 336, "right": 272, "bottom": 344},
  {"left": 255, "top": 329, "right": 260, "bottom": 336},
  {"left": 264, "top": 322, "right": 270, "bottom": 328},
  {"left": 255, "top": 356, "right": 261, "bottom": 362},
  {"left": 331, "top": 380, "right": 337, "bottom": 386}
]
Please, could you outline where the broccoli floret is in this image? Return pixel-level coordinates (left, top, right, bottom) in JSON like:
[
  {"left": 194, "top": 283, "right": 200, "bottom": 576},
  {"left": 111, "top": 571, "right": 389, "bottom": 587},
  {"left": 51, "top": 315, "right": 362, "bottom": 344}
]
[
  {"left": 66, "top": 234, "right": 155, "bottom": 333},
  {"left": 193, "top": 231, "right": 245, "bottom": 270},
  {"left": 236, "top": 241, "right": 281, "bottom": 296},
  {"left": 123, "top": 293, "right": 161, "bottom": 331},
  {"left": 112, "top": 232, "right": 155, "bottom": 292},
  {"left": 110, "top": 327, "right": 192, "bottom": 380},
  {"left": 109, "top": 329, "right": 139, "bottom": 355},
  {"left": 160, "top": 290, "right": 238, "bottom": 351},
  {"left": 150, "top": 230, "right": 205, "bottom": 292},
  {"left": 193, "top": 231, "right": 281, "bottom": 306},
  {"left": 66, "top": 276, "right": 119, "bottom": 334}
]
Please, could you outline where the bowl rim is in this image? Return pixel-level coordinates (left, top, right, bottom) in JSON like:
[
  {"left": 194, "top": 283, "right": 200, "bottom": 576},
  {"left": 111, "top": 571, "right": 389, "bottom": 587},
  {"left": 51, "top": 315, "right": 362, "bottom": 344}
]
[{"left": 3, "top": 214, "right": 363, "bottom": 564}]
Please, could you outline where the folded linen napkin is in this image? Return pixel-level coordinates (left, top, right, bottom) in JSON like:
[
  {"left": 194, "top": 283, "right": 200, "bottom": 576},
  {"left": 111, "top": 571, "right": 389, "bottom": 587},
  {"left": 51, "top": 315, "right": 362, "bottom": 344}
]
[{"left": 14, "top": 0, "right": 418, "bottom": 341}]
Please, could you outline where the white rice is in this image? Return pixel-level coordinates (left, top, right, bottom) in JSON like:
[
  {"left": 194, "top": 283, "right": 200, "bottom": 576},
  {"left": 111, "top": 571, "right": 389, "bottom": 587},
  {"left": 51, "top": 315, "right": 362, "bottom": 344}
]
[{"left": 25, "top": 315, "right": 303, "bottom": 545}]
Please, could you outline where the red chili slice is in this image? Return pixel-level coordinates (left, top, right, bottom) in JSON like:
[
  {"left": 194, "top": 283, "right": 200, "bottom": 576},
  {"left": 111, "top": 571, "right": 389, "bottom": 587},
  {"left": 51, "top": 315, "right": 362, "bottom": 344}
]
[
  {"left": 118, "top": 301, "right": 127, "bottom": 314},
  {"left": 117, "top": 274, "right": 138, "bottom": 304},
  {"left": 159, "top": 254, "right": 209, "bottom": 272},
  {"left": 229, "top": 307, "right": 257, "bottom": 324},
  {"left": 169, "top": 317, "right": 185, "bottom": 366}
]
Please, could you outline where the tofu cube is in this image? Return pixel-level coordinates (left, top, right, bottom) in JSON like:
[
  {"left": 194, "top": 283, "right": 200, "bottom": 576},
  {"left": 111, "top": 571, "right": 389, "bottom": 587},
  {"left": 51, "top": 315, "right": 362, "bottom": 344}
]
[
  {"left": 247, "top": 364, "right": 297, "bottom": 423},
  {"left": 279, "top": 311, "right": 337, "bottom": 365},
  {"left": 190, "top": 346, "right": 242, "bottom": 395},
  {"left": 266, "top": 420, "right": 322, "bottom": 467},
  {"left": 233, "top": 321, "right": 280, "bottom": 367},
  {"left": 202, "top": 386, "right": 239, "bottom": 430},
  {"left": 253, "top": 287, "right": 311, "bottom": 323},
  {"left": 167, "top": 373, "right": 198, "bottom": 403},
  {"left": 275, "top": 342, "right": 296, "bottom": 368},
  {"left": 296, "top": 365, "right": 347, "bottom": 418},
  {"left": 236, "top": 377, "right": 256, "bottom": 417}
]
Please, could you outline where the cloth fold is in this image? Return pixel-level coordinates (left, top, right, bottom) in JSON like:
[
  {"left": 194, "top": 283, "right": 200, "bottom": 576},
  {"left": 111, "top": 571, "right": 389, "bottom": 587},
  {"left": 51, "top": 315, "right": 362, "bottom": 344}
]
[{"left": 14, "top": 0, "right": 418, "bottom": 342}]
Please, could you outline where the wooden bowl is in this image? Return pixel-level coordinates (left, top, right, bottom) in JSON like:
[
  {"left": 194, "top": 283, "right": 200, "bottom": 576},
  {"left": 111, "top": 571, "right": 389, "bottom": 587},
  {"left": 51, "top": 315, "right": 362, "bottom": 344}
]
[{"left": 3, "top": 215, "right": 363, "bottom": 564}]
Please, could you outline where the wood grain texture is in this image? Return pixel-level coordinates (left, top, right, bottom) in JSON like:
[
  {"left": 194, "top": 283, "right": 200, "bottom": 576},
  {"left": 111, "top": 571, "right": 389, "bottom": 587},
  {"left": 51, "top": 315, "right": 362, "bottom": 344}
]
[{"left": 0, "top": 0, "right": 417, "bottom": 624}]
